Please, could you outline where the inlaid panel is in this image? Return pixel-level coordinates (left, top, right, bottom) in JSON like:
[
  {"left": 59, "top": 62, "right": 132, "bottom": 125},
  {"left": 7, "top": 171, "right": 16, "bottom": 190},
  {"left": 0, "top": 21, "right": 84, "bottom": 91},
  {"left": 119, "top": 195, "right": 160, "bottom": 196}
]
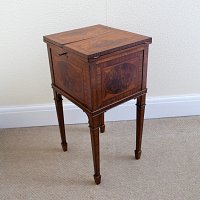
[
  {"left": 103, "top": 62, "right": 136, "bottom": 95},
  {"left": 51, "top": 47, "right": 84, "bottom": 101},
  {"left": 99, "top": 51, "right": 143, "bottom": 105}
]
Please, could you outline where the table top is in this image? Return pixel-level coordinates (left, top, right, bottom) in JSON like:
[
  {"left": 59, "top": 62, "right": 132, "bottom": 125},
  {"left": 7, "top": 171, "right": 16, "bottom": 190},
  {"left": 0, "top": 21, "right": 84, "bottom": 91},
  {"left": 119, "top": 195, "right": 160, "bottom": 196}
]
[{"left": 44, "top": 24, "right": 152, "bottom": 59}]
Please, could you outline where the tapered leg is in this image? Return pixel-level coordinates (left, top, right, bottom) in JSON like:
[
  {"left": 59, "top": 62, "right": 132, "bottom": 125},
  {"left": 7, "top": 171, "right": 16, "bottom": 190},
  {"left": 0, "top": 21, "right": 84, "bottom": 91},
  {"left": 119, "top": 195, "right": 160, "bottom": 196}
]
[
  {"left": 53, "top": 90, "right": 68, "bottom": 151},
  {"left": 135, "top": 94, "right": 146, "bottom": 160},
  {"left": 88, "top": 115, "right": 101, "bottom": 185},
  {"left": 100, "top": 113, "right": 105, "bottom": 133}
]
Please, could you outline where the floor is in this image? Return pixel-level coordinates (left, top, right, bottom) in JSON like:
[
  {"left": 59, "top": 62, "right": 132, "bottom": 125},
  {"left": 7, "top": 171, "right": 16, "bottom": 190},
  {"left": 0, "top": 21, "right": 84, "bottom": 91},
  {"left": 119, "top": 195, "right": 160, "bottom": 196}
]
[{"left": 0, "top": 116, "right": 200, "bottom": 200}]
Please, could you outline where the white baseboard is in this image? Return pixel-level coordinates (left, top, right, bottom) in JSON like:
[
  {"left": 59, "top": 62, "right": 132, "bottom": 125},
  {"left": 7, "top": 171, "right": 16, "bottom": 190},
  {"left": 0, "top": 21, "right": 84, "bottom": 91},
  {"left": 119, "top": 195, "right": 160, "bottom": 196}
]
[{"left": 0, "top": 95, "right": 200, "bottom": 128}]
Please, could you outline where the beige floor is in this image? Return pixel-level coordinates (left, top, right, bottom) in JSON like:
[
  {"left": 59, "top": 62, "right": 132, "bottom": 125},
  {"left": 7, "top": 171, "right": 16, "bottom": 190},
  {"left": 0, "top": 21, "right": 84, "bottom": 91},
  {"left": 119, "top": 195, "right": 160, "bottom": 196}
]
[{"left": 0, "top": 116, "right": 200, "bottom": 200}]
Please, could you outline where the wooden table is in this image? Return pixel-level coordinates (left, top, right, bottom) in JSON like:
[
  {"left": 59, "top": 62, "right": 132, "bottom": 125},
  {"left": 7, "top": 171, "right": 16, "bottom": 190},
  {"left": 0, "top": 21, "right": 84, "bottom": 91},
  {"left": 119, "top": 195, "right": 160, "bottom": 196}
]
[{"left": 43, "top": 24, "right": 152, "bottom": 184}]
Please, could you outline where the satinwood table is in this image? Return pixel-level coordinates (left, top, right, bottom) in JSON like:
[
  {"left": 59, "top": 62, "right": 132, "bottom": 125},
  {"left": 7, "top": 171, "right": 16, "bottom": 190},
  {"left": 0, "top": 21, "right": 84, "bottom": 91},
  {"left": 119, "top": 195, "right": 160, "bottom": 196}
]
[{"left": 43, "top": 24, "right": 152, "bottom": 185}]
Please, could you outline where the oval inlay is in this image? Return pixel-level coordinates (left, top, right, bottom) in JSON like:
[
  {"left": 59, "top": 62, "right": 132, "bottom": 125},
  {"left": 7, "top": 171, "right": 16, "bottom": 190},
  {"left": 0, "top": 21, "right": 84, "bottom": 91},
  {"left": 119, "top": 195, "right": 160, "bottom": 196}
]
[{"left": 105, "top": 63, "right": 134, "bottom": 94}]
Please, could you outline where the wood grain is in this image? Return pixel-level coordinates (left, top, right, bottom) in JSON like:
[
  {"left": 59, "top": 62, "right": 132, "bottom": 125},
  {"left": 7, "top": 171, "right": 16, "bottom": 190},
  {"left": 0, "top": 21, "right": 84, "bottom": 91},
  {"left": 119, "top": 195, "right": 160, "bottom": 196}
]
[{"left": 64, "top": 29, "right": 151, "bottom": 58}]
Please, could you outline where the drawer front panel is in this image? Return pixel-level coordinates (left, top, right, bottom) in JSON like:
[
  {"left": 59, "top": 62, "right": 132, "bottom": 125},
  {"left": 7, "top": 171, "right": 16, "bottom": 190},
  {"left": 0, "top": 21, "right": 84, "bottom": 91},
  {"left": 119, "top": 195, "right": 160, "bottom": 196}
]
[
  {"left": 51, "top": 47, "right": 84, "bottom": 101},
  {"left": 96, "top": 50, "right": 143, "bottom": 107}
]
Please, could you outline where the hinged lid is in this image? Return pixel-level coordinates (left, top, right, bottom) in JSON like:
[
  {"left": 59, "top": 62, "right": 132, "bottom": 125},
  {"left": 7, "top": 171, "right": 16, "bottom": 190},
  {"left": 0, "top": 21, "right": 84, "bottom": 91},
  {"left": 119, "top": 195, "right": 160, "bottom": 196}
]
[{"left": 43, "top": 24, "right": 152, "bottom": 59}]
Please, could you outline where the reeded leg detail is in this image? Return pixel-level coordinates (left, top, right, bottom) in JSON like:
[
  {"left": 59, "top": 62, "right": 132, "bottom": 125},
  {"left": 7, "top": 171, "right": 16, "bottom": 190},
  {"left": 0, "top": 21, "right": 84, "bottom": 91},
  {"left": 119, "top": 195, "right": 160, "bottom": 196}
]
[
  {"left": 53, "top": 90, "right": 68, "bottom": 152},
  {"left": 135, "top": 94, "right": 146, "bottom": 160},
  {"left": 100, "top": 113, "right": 105, "bottom": 133},
  {"left": 88, "top": 115, "right": 101, "bottom": 185}
]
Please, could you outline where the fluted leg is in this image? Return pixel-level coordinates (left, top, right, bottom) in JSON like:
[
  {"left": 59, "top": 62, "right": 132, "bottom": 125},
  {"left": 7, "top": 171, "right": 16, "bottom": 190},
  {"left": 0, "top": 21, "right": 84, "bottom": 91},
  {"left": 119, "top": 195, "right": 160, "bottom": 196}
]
[
  {"left": 100, "top": 113, "right": 105, "bottom": 133},
  {"left": 135, "top": 94, "right": 146, "bottom": 159},
  {"left": 88, "top": 115, "right": 101, "bottom": 184},
  {"left": 53, "top": 90, "right": 68, "bottom": 151}
]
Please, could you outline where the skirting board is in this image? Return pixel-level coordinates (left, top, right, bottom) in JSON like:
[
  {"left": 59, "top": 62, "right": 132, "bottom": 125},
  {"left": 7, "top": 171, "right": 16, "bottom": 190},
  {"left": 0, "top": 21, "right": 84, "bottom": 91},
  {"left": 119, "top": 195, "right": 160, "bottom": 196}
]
[{"left": 0, "top": 95, "right": 200, "bottom": 128}]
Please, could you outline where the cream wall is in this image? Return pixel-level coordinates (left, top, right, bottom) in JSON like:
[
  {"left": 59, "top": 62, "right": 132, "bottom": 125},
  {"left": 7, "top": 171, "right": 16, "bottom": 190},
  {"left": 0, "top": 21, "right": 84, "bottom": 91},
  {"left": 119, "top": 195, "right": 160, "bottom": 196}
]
[
  {"left": 0, "top": 0, "right": 107, "bottom": 106},
  {"left": 107, "top": 0, "right": 200, "bottom": 96},
  {"left": 1, "top": 0, "right": 200, "bottom": 106}
]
